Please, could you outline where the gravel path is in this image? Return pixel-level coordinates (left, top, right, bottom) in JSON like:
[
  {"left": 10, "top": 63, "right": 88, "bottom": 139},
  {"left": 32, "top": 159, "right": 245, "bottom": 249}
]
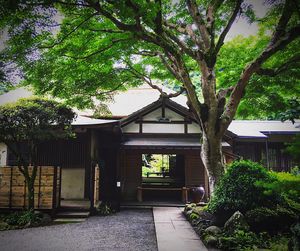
[{"left": 0, "top": 209, "right": 158, "bottom": 251}]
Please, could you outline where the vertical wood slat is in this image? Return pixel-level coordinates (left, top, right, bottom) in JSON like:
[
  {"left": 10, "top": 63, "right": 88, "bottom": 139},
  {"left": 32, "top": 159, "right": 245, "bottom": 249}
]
[
  {"left": 38, "top": 166, "right": 42, "bottom": 208},
  {"left": 23, "top": 180, "right": 26, "bottom": 209},
  {"left": 9, "top": 167, "right": 13, "bottom": 209},
  {"left": 58, "top": 166, "right": 62, "bottom": 208},
  {"left": 52, "top": 166, "right": 57, "bottom": 209},
  {"left": 0, "top": 166, "right": 58, "bottom": 209}
]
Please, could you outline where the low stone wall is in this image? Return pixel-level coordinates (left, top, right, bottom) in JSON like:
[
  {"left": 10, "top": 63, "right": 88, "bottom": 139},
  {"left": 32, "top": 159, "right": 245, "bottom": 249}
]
[{"left": 0, "top": 166, "right": 60, "bottom": 210}]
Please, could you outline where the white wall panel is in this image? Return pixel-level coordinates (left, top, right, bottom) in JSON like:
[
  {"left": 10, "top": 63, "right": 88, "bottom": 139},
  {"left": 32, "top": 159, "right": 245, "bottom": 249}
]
[
  {"left": 0, "top": 143, "right": 7, "bottom": 167},
  {"left": 123, "top": 123, "right": 139, "bottom": 133},
  {"left": 188, "top": 122, "right": 201, "bottom": 133},
  {"left": 143, "top": 123, "right": 184, "bottom": 133}
]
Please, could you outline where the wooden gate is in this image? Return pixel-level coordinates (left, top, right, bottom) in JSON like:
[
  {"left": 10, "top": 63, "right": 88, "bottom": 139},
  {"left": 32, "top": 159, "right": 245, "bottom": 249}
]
[{"left": 0, "top": 166, "right": 61, "bottom": 210}]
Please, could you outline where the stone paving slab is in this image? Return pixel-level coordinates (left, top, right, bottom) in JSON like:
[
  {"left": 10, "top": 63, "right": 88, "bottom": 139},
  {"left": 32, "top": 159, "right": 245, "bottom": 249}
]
[{"left": 153, "top": 207, "right": 208, "bottom": 251}]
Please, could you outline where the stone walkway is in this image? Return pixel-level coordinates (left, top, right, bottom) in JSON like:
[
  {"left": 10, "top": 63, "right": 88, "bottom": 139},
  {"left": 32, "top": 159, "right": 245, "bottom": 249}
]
[{"left": 153, "top": 207, "right": 207, "bottom": 251}]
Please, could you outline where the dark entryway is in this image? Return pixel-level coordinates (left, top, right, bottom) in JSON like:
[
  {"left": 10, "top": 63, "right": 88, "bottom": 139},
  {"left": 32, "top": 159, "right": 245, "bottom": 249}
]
[{"left": 141, "top": 153, "right": 185, "bottom": 201}]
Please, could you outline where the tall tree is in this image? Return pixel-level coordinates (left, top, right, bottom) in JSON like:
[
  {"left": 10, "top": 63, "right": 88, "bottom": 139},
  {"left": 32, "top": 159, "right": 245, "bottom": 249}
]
[
  {"left": 1, "top": 0, "right": 300, "bottom": 193},
  {"left": 0, "top": 98, "right": 75, "bottom": 209}
]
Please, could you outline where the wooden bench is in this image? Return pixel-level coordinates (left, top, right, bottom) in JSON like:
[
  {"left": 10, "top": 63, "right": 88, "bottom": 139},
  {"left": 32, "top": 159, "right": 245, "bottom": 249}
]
[{"left": 137, "top": 186, "right": 188, "bottom": 203}]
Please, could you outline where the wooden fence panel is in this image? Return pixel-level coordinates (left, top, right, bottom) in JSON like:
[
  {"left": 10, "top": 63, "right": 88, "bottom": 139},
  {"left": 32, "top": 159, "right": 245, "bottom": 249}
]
[{"left": 0, "top": 166, "right": 60, "bottom": 210}]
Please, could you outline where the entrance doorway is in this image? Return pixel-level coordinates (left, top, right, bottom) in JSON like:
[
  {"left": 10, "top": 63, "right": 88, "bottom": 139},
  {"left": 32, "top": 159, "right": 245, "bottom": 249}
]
[
  {"left": 141, "top": 153, "right": 185, "bottom": 201},
  {"left": 60, "top": 167, "right": 89, "bottom": 208}
]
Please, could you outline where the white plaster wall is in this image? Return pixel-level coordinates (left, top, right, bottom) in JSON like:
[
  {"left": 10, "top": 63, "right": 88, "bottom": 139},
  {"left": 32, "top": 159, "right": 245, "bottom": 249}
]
[
  {"left": 143, "top": 123, "right": 185, "bottom": 133},
  {"left": 143, "top": 108, "right": 162, "bottom": 120},
  {"left": 0, "top": 143, "right": 7, "bottom": 167},
  {"left": 188, "top": 122, "right": 201, "bottom": 133},
  {"left": 165, "top": 108, "right": 184, "bottom": 121},
  {"left": 61, "top": 168, "right": 85, "bottom": 199},
  {"left": 143, "top": 108, "right": 184, "bottom": 121},
  {"left": 122, "top": 123, "right": 139, "bottom": 133}
]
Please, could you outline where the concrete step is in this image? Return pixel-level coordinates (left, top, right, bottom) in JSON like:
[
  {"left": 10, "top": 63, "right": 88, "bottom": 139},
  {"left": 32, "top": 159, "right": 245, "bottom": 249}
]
[
  {"left": 58, "top": 206, "right": 90, "bottom": 212},
  {"left": 53, "top": 218, "right": 87, "bottom": 224},
  {"left": 56, "top": 211, "right": 90, "bottom": 218}
]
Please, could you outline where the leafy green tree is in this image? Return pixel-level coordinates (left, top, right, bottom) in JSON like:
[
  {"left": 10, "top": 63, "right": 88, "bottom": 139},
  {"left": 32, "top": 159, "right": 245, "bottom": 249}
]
[
  {"left": 216, "top": 35, "right": 300, "bottom": 119},
  {"left": 0, "top": 98, "right": 75, "bottom": 209},
  {"left": 1, "top": 0, "right": 300, "bottom": 192}
]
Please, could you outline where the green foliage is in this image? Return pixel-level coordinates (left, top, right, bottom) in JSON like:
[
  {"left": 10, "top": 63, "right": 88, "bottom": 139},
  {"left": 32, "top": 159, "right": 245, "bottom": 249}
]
[
  {"left": 216, "top": 35, "right": 300, "bottom": 120},
  {"left": 278, "top": 98, "right": 300, "bottom": 124},
  {"left": 290, "top": 223, "right": 300, "bottom": 251},
  {"left": 207, "top": 160, "right": 275, "bottom": 216},
  {"left": 285, "top": 134, "right": 300, "bottom": 165},
  {"left": 245, "top": 206, "right": 298, "bottom": 233},
  {"left": 218, "top": 230, "right": 263, "bottom": 251},
  {"left": 0, "top": 98, "right": 75, "bottom": 209},
  {"left": 0, "top": 97, "right": 75, "bottom": 143},
  {"left": 256, "top": 171, "right": 300, "bottom": 207},
  {"left": 96, "top": 202, "right": 116, "bottom": 216},
  {"left": 4, "top": 210, "right": 43, "bottom": 227},
  {"left": 0, "top": 97, "right": 75, "bottom": 162},
  {"left": 1, "top": 0, "right": 299, "bottom": 118}
]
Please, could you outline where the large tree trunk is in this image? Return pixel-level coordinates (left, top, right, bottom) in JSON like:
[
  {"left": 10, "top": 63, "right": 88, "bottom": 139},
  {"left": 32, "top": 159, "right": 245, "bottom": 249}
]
[
  {"left": 23, "top": 165, "right": 38, "bottom": 210},
  {"left": 201, "top": 131, "right": 225, "bottom": 196},
  {"left": 26, "top": 177, "right": 35, "bottom": 210}
]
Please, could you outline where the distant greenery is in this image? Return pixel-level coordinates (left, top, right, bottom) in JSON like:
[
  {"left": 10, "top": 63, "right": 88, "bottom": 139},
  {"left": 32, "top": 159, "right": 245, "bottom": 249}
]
[{"left": 284, "top": 135, "right": 300, "bottom": 166}]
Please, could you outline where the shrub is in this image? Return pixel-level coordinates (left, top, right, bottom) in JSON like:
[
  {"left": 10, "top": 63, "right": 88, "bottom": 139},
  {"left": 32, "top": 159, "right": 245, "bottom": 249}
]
[
  {"left": 4, "top": 210, "right": 43, "bottom": 226},
  {"left": 208, "top": 160, "right": 276, "bottom": 218},
  {"left": 245, "top": 206, "right": 298, "bottom": 233},
  {"left": 257, "top": 171, "right": 300, "bottom": 206},
  {"left": 96, "top": 202, "right": 116, "bottom": 216},
  {"left": 218, "top": 230, "right": 263, "bottom": 251}
]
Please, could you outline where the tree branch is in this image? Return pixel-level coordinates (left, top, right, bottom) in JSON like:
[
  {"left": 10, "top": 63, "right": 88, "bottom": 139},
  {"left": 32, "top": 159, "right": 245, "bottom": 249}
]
[
  {"left": 62, "top": 38, "right": 131, "bottom": 60},
  {"left": 163, "top": 21, "right": 205, "bottom": 55},
  {"left": 221, "top": 23, "right": 300, "bottom": 132},
  {"left": 87, "top": 28, "right": 125, "bottom": 33},
  {"left": 96, "top": 83, "right": 124, "bottom": 95},
  {"left": 163, "top": 29, "right": 198, "bottom": 60},
  {"left": 257, "top": 54, "right": 300, "bottom": 76},
  {"left": 38, "top": 12, "right": 98, "bottom": 49},
  {"left": 215, "top": 0, "right": 242, "bottom": 56},
  {"left": 154, "top": 0, "right": 163, "bottom": 34},
  {"left": 186, "top": 0, "right": 210, "bottom": 49},
  {"left": 271, "top": 0, "right": 294, "bottom": 45}
]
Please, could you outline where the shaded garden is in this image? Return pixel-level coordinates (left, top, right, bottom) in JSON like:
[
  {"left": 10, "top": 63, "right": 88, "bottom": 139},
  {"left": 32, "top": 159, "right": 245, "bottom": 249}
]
[{"left": 184, "top": 160, "right": 300, "bottom": 250}]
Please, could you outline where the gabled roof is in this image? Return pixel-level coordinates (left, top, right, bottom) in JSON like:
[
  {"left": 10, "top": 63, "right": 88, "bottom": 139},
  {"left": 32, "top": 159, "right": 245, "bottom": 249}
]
[
  {"left": 121, "top": 137, "right": 230, "bottom": 149},
  {"left": 228, "top": 120, "right": 300, "bottom": 138},
  {"left": 105, "top": 84, "right": 188, "bottom": 117},
  {"left": 72, "top": 115, "right": 117, "bottom": 126},
  {"left": 120, "top": 96, "right": 197, "bottom": 126}
]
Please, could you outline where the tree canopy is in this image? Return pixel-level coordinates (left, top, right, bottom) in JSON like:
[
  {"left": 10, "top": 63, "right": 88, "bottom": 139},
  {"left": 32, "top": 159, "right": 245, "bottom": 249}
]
[
  {"left": 0, "top": 97, "right": 75, "bottom": 208},
  {"left": 1, "top": 0, "right": 299, "bottom": 192}
]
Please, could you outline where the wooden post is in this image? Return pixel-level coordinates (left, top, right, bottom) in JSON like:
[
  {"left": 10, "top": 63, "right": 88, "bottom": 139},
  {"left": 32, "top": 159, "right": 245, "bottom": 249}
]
[
  {"left": 137, "top": 186, "right": 142, "bottom": 202},
  {"left": 58, "top": 166, "right": 62, "bottom": 208},
  {"left": 9, "top": 167, "right": 13, "bottom": 209},
  {"left": 182, "top": 187, "right": 188, "bottom": 203},
  {"left": 90, "top": 163, "right": 95, "bottom": 212}
]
